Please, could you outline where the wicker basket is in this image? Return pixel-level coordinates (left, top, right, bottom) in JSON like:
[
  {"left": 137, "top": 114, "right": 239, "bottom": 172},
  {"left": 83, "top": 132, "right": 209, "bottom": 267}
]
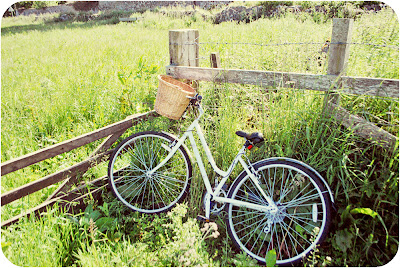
[{"left": 155, "top": 75, "right": 196, "bottom": 120}]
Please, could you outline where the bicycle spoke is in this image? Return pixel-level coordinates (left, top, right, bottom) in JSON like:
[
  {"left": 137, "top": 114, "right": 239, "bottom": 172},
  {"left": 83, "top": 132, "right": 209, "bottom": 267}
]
[
  {"left": 235, "top": 187, "right": 265, "bottom": 205},
  {"left": 235, "top": 215, "right": 267, "bottom": 240},
  {"left": 261, "top": 169, "right": 273, "bottom": 199},
  {"left": 279, "top": 169, "right": 293, "bottom": 202},
  {"left": 277, "top": 222, "right": 293, "bottom": 260},
  {"left": 282, "top": 191, "right": 323, "bottom": 208},
  {"left": 244, "top": 217, "right": 267, "bottom": 251},
  {"left": 234, "top": 212, "right": 265, "bottom": 226},
  {"left": 153, "top": 179, "right": 171, "bottom": 208},
  {"left": 117, "top": 176, "right": 146, "bottom": 196},
  {"left": 123, "top": 179, "right": 147, "bottom": 202},
  {"left": 127, "top": 142, "right": 147, "bottom": 169},
  {"left": 282, "top": 211, "right": 320, "bottom": 232},
  {"left": 109, "top": 132, "right": 191, "bottom": 213},
  {"left": 115, "top": 174, "right": 146, "bottom": 187},
  {"left": 153, "top": 172, "right": 186, "bottom": 184},
  {"left": 280, "top": 221, "right": 301, "bottom": 258},
  {"left": 227, "top": 161, "right": 331, "bottom": 265},
  {"left": 249, "top": 220, "right": 270, "bottom": 252},
  {"left": 279, "top": 220, "right": 310, "bottom": 249},
  {"left": 154, "top": 175, "right": 182, "bottom": 200},
  {"left": 256, "top": 223, "right": 269, "bottom": 256},
  {"left": 231, "top": 209, "right": 264, "bottom": 218}
]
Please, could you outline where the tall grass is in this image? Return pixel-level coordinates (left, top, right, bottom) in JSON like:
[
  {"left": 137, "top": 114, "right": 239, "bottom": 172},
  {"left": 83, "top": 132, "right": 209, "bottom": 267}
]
[{"left": 1, "top": 5, "right": 399, "bottom": 267}]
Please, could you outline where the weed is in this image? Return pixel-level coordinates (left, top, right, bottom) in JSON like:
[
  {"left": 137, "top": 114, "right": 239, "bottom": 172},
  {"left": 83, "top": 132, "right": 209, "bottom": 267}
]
[{"left": 1, "top": 4, "right": 398, "bottom": 267}]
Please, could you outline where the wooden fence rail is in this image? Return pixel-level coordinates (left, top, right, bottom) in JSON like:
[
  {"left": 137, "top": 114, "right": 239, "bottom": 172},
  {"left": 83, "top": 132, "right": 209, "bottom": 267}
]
[
  {"left": 2, "top": 19, "right": 398, "bottom": 227},
  {"left": 167, "top": 22, "right": 398, "bottom": 149},
  {"left": 2, "top": 174, "right": 110, "bottom": 227},
  {"left": 166, "top": 65, "right": 399, "bottom": 98},
  {"left": 1, "top": 111, "right": 158, "bottom": 227},
  {"left": 1, "top": 112, "right": 154, "bottom": 176}
]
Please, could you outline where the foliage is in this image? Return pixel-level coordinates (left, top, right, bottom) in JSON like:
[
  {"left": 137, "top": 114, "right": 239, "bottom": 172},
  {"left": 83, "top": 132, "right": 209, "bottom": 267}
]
[
  {"left": 1, "top": 4, "right": 398, "bottom": 267},
  {"left": 13, "top": 1, "right": 34, "bottom": 9},
  {"left": 31, "top": 1, "right": 51, "bottom": 9},
  {"left": 1, "top": 202, "right": 224, "bottom": 267},
  {"left": 10, "top": 1, "right": 63, "bottom": 10},
  {"left": 116, "top": 56, "right": 159, "bottom": 115},
  {"left": 259, "top": 1, "right": 294, "bottom": 10},
  {"left": 330, "top": 205, "right": 392, "bottom": 263}
]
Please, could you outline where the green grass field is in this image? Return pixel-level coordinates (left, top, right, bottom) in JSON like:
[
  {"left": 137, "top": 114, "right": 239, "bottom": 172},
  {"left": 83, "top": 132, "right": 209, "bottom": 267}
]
[{"left": 1, "top": 3, "right": 399, "bottom": 267}]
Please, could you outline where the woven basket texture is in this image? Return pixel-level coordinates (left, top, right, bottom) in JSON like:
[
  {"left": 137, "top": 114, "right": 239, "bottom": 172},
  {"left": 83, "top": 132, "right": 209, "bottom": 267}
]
[{"left": 155, "top": 75, "right": 196, "bottom": 120}]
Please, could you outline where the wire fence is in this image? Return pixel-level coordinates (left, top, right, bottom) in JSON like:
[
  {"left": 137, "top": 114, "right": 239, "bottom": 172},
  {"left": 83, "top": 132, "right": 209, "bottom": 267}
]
[
  {"left": 166, "top": 11, "right": 399, "bottom": 139},
  {"left": 180, "top": 38, "right": 399, "bottom": 138}
]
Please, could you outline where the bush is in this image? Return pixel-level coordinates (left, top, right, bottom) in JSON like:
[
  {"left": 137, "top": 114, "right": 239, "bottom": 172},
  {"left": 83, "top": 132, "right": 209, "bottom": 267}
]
[
  {"left": 74, "top": 203, "right": 219, "bottom": 267},
  {"left": 259, "top": 1, "right": 293, "bottom": 10},
  {"left": 14, "top": 1, "right": 33, "bottom": 9},
  {"left": 31, "top": 1, "right": 50, "bottom": 9}
]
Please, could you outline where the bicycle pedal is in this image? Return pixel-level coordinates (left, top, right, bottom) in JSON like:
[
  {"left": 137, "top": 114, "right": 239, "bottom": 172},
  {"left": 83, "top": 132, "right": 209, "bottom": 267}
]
[{"left": 196, "top": 215, "right": 210, "bottom": 223}]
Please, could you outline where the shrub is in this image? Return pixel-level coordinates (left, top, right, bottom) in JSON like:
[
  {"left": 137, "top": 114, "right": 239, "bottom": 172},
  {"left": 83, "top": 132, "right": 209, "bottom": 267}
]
[
  {"left": 259, "top": 1, "right": 293, "bottom": 10},
  {"left": 31, "top": 1, "right": 50, "bottom": 9}
]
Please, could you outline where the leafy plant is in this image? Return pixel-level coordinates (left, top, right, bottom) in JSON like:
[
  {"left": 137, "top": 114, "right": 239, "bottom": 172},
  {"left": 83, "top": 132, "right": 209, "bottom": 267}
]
[
  {"left": 116, "top": 57, "right": 159, "bottom": 115},
  {"left": 331, "top": 205, "right": 393, "bottom": 265},
  {"left": 32, "top": 1, "right": 53, "bottom": 9},
  {"left": 1, "top": 5, "right": 398, "bottom": 267},
  {"left": 259, "top": 1, "right": 293, "bottom": 10}
]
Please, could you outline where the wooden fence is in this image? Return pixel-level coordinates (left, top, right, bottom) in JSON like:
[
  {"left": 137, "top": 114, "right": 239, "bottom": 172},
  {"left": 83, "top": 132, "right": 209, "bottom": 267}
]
[
  {"left": 1, "top": 112, "right": 158, "bottom": 227},
  {"left": 166, "top": 19, "right": 398, "bottom": 148},
  {"left": 1, "top": 18, "right": 398, "bottom": 227}
]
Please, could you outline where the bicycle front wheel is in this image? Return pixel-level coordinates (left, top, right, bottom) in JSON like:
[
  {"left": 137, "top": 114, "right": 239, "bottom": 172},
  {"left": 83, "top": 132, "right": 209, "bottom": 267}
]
[
  {"left": 226, "top": 159, "right": 332, "bottom": 266},
  {"left": 108, "top": 131, "right": 192, "bottom": 214}
]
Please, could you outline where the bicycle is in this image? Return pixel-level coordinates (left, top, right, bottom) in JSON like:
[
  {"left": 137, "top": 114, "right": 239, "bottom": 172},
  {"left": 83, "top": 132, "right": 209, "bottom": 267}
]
[{"left": 108, "top": 94, "right": 334, "bottom": 266}]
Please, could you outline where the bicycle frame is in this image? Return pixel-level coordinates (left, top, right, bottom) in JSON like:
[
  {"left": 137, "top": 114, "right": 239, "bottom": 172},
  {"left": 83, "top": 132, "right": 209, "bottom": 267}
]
[{"left": 148, "top": 103, "right": 278, "bottom": 215}]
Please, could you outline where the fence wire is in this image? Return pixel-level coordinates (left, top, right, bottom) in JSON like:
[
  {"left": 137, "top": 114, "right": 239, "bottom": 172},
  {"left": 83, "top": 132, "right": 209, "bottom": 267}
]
[{"left": 190, "top": 38, "right": 399, "bottom": 138}]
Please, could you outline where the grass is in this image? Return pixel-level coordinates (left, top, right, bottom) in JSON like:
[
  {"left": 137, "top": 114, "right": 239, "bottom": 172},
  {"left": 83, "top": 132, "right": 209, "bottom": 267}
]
[{"left": 1, "top": 3, "right": 399, "bottom": 267}]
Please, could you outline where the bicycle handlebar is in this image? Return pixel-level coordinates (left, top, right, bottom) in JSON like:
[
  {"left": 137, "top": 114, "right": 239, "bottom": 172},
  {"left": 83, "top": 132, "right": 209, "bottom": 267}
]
[{"left": 189, "top": 94, "right": 203, "bottom": 106}]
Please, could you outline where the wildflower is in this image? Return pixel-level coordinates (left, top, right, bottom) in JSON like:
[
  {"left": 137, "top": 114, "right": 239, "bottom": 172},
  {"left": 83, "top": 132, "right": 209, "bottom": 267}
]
[
  {"left": 188, "top": 237, "right": 195, "bottom": 247},
  {"left": 209, "top": 222, "right": 218, "bottom": 231},
  {"left": 185, "top": 248, "right": 195, "bottom": 257},
  {"left": 200, "top": 223, "right": 210, "bottom": 233},
  {"left": 212, "top": 230, "right": 220, "bottom": 238}
]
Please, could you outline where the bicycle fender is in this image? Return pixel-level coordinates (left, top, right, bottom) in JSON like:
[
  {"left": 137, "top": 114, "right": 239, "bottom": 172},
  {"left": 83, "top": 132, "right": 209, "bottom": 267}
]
[
  {"left": 253, "top": 157, "right": 335, "bottom": 203},
  {"left": 228, "top": 157, "right": 334, "bottom": 204}
]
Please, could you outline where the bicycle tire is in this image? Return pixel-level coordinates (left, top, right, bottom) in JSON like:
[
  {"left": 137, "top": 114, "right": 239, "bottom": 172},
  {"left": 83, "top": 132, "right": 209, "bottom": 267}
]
[
  {"left": 108, "top": 131, "right": 192, "bottom": 214},
  {"left": 226, "top": 159, "right": 332, "bottom": 266}
]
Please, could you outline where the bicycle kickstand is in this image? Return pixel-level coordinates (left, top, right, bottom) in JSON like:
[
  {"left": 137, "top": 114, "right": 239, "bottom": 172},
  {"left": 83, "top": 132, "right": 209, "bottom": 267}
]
[{"left": 196, "top": 192, "right": 212, "bottom": 223}]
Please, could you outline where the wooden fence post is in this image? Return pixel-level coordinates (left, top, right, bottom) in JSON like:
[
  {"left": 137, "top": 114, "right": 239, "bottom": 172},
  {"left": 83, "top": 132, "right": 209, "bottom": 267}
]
[
  {"left": 325, "top": 18, "right": 354, "bottom": 105},
  {"left": 210, "top": 52, "right": 221, "bottom": 68},
  {"left": 168, "top": 29, "right": 199, "bottom": 88}
]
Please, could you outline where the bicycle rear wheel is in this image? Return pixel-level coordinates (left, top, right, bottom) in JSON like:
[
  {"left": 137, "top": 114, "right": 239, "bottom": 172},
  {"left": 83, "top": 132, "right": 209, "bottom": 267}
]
[
  {"left": 108, "top": 131, "right": 192, "bottom": 214},
  {"left": 226, "top": 159, "right": 332, "bottom": 266}
]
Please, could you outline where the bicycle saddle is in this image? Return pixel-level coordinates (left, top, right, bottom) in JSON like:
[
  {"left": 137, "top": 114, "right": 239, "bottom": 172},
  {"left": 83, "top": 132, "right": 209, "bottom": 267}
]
[{"left": 235, "top": 131, "right": 264, "bottom": 145}]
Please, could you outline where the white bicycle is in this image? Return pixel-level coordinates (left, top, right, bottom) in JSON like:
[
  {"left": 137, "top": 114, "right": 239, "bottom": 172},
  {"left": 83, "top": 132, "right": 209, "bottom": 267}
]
[{"left": 108, "top": 94, "right": 334, "bottom": 265}]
